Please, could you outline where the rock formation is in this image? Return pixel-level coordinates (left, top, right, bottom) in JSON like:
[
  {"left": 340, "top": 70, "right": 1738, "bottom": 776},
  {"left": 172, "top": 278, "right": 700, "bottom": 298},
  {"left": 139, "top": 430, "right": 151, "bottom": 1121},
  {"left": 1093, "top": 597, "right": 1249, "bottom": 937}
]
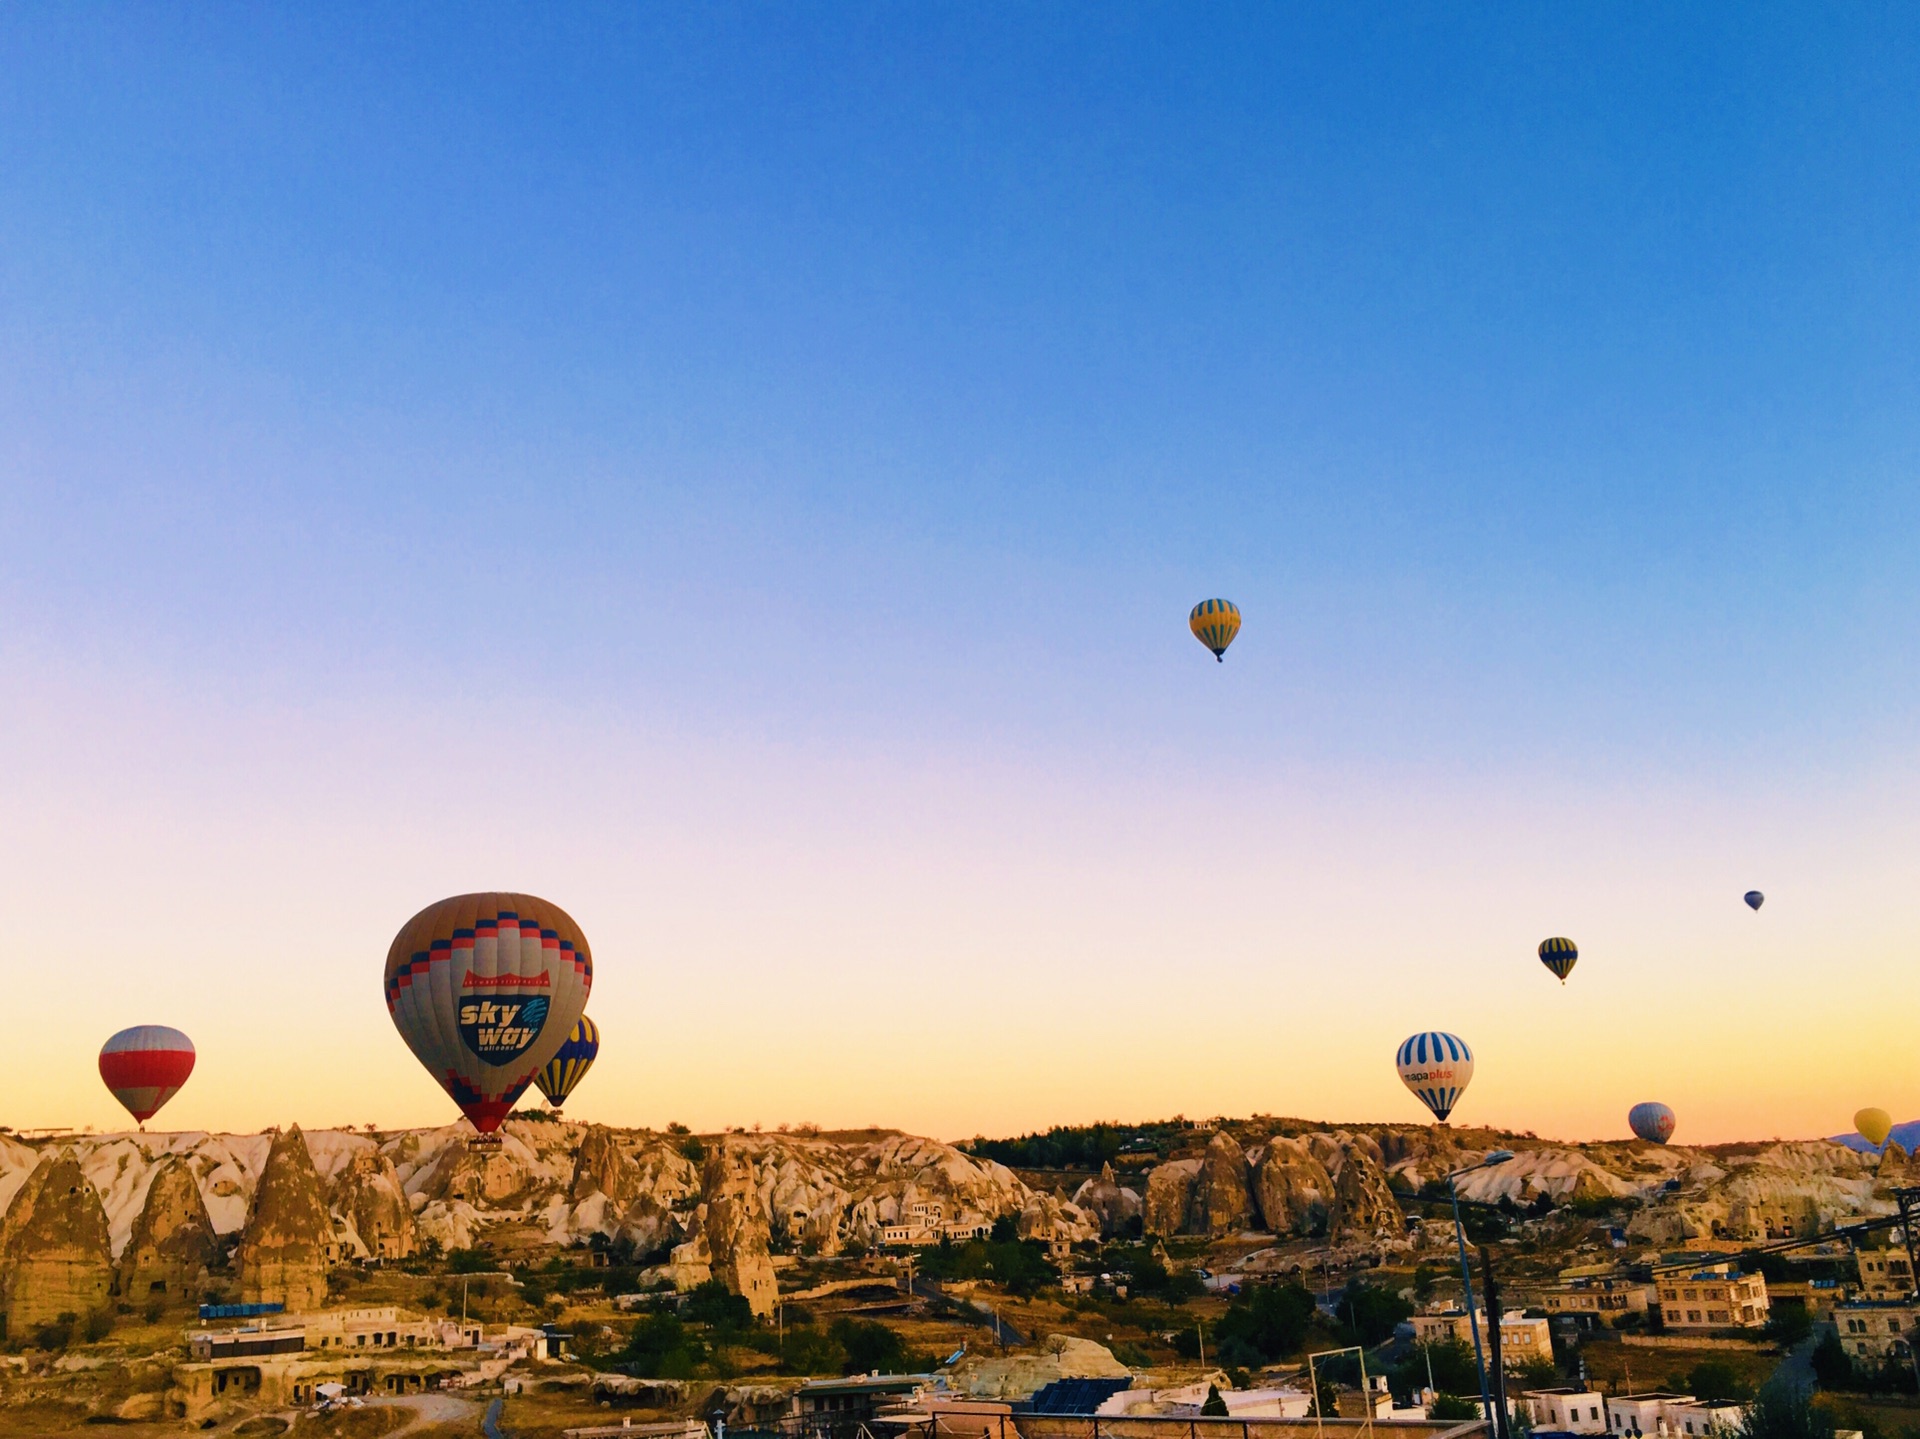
[
  {"left": 1017, "top": 1190, "right": 1095, "bottom": 1247},
  {"left": 1142, "top": 1134, "right": 1255, "bottom": 1237},
  {"left": 1070, "top": 1163, "right": 1143, "bottom": 1236},
  {"left": 572, "top": 1125, "right": 645, "bottom": 1207},
  {"left": 235, "top": 1127, "right": 330, "bottom": 1312},
  {"left": 1144, "top": 1159, "right": 1202, "bottom": 1237},
  {"left": 1189, "top": 1132, "right": 1255, "bottom": 1235},
  {"left": 330, "top": 1148, "right": 417, "bottom": 1261},
  {"left": 116, "top": 1156, "right": 219, "bottom": 1303},
  {"left": 0, "top": 1150, "right": 113, "bottom": 1335},
  {"left": 699, "top": 1147, "right": 778, "bottom": 1318},
  {"left": 1253, "top": 1137, "right": 1333, "bottom": 1236},
  {"left": 949, "top": 1334, "right": 1129, "bottom": 1400},
  {"left": 1327, "top": 1142, "right": 1403, "bottom": 1243}
]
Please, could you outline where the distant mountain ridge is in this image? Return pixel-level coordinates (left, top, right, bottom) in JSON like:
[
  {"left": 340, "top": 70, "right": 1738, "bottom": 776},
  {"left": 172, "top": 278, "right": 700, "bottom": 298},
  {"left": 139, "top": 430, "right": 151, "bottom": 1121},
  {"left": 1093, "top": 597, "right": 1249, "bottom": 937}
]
[{"left": 1832, "top": 1120, "right": 1920, "bottom": 1153}]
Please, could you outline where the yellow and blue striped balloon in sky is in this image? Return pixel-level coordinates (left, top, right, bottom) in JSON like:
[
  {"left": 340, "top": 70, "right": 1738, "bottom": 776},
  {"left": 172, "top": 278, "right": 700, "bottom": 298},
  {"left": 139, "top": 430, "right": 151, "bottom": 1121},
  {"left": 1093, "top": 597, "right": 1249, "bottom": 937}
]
[
  {"left": 1537, "top": 936, "right": 1578, "bottom": 984},
  {"left": 1189, "top": 598, "right": 1241, "bottom": 661},
  {"left": 535, "top": 1015, "right": 600, "bottom": 1111}
]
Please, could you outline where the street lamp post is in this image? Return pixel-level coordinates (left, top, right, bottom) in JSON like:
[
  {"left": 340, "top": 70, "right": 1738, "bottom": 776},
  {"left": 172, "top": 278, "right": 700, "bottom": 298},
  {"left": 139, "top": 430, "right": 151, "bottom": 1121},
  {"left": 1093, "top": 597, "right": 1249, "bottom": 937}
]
[{"left": 1445, "top": 1150, "right": 1514, "bottom": 1428}]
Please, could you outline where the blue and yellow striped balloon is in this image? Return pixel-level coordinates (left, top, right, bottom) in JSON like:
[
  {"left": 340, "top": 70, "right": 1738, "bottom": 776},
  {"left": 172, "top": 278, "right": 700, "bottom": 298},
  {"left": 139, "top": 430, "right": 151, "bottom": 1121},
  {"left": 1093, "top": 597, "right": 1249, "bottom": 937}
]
[
  {"left": 1189, "top": 598, "right": 1241, "bottom": 662},
  {"left": 1396, "top": 1031, "right": 1474, "bottom": 1123},
  {"left": 1537, "top": 936, "right": 1578, "bottom": 984},
  {"left": 535, "top": 1015, "right": 600, "bottom": 1111}
]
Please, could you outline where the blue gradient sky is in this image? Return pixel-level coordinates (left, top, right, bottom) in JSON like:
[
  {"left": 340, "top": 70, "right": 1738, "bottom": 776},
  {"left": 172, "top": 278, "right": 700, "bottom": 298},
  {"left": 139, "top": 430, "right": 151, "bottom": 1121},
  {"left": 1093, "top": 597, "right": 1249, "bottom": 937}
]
[{"left": 3, "top": 5, "right": 1918, "bottom": 1141}]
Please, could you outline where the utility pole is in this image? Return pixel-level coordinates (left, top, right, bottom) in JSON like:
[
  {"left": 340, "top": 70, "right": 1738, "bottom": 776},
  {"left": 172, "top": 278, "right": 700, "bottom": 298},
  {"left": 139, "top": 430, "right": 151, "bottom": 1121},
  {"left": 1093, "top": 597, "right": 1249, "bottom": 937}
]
[{"left": 1479, "top": 1248, "right": 1511, "bottom": 1439}]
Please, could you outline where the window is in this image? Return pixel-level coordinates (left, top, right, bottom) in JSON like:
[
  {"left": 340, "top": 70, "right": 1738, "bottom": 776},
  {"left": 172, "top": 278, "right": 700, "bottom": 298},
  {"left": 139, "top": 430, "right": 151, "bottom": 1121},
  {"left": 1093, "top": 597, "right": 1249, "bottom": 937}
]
[{"left": 1688, "top": 1310, "right": 1702, "bottom": 1322}]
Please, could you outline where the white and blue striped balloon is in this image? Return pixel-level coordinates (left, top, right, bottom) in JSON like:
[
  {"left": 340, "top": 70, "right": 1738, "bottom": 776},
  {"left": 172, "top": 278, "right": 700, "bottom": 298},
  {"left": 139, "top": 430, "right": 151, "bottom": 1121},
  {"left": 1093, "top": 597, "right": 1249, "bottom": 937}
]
[{"left": 1396, "top": 1031, "right": 1475, "bottom": 1123}]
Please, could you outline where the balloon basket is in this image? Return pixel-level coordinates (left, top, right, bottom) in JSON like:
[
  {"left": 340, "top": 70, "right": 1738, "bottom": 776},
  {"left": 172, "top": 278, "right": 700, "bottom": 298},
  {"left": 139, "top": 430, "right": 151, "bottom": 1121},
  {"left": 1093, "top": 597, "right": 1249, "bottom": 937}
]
[{"left": 467, "top": 1131, "right": 505, "bottom": 1149}]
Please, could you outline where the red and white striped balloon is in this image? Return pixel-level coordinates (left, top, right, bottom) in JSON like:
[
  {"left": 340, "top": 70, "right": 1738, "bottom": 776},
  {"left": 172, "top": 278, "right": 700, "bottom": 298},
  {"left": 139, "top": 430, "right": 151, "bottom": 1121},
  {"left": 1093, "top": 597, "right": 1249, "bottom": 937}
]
[{"left": 99, "top": 1026, "right": 196, "bottom": 1127}]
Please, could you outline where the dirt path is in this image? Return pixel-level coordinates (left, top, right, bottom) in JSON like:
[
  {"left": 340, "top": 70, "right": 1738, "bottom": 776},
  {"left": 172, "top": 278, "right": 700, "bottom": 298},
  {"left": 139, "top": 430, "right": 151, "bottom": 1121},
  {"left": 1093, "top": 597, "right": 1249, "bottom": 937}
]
[{"left": 364, "top": 1392, "right": 485, "bottom": 1434}]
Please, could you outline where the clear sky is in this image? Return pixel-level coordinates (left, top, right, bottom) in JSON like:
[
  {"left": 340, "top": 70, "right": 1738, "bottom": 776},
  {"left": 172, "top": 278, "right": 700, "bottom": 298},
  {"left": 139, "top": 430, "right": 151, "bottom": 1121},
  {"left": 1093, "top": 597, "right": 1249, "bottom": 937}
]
[{"left": 3, "top": 5, "right": 1918, "bottom": 1144}]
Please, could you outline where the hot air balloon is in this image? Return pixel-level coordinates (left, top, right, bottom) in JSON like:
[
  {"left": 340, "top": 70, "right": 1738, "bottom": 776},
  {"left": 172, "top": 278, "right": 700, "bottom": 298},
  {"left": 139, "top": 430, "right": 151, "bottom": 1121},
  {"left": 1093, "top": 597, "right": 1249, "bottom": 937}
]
[
  {"left": 1538, "top": 937, "right": 1578, "bottom": 984},
  {"left": 1744, "top": 891, "right": 1764, "bottom": 911},
  {"left": 1628, "top": 1101, "right": 1676, "bottom": 1145},
  {"left": 99, "top": 1026, "right": 196, "bottom": 1129},
  {"left": 1396, "top": 1032, "right": 1474, "bottom": 1123},
  {"left": 1189, "top": 599, "right": 1241, "bottom": 662},
  {"left": 384, "top": 892, "right": 593, "bottom": 1137},
  {"left": 1856, "top": 1108, "right": 1894, "bottom": 1149},
  {"left": 535, "top": 1016, "right": 600, "bottom": 1114}
]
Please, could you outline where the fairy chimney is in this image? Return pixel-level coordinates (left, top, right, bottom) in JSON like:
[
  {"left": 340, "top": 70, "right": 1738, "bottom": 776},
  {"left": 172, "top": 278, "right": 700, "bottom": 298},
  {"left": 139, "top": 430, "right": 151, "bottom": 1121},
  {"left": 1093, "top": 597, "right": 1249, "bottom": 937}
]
[
  {"left": 236, "top": 1126, "right": 330, "bottom": 1312},
  {"left": 117, "top": 1156, "right": 220, "bottom": 1304},
  {"left": 1, "top": 1151, "right": 113, "bottom": 1334}
]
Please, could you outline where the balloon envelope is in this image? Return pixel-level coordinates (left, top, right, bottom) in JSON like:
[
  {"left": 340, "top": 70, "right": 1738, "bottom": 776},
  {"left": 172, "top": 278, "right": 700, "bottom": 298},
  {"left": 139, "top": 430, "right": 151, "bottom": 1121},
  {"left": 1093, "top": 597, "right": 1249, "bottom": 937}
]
[
  {"left": 1744, "top": 890, "right": 1765, "bottom": 910},
  {"left": 384, "top": 892, "right": 593, "bottom": 1135},
  {"left": 535, "top": 1016, "right": 601, "bottom": 1109},
  {"left": 99, "top": 1025, "right": 196, "bottom": 1125},
  {"left": 1856, "top": 1108, "right": 1894, "bottom": 1148},
  {"left": 1189, "top": 599, "right": 1241, "bottom": 661},
  {"left": 1628, "top": 1101, "right": 1676, "bottom": 1145},
  {"left": 1538, "top": 937, "right": 1578, "bottom": 983},
  {"left": 1396, "top": 1032, "right": 1474, "bottom": 1123}
]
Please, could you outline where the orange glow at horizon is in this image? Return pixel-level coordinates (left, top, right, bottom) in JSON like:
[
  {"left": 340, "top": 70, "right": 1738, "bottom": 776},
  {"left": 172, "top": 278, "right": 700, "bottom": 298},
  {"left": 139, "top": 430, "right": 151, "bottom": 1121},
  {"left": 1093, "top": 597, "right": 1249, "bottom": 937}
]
[{"left": 4, "top": 657, "right": 1914, "bottom": 1151}]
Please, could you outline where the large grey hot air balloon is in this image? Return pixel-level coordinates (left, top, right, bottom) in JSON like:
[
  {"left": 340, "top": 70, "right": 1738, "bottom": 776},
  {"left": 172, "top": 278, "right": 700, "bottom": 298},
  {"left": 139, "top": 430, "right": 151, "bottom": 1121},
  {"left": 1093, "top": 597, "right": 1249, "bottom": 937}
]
[
  {"left": 1628, "top": 1102, "right": 1676, "bottom": 1145},
  {"left": 383, "top": 893, "right": 593, "bottom": 1136}
]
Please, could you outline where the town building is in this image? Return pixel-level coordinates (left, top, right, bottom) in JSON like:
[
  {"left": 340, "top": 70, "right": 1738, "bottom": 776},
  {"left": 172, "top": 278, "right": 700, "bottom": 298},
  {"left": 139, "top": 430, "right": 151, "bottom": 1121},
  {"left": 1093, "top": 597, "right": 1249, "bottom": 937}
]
[
  {"left": 1653, "top": 1266, "right": 1768, "bottom": 1330},
  {"left": 794, "top": 1375, "right": 936, "bottom": 1427},
  {"left": 1605, "top": 1394, "right": 1741, "bottom": 1438},
  {"left": 172, "top": 1306, "right": 547, "bottom": 1421},
  {"left": 1855, "top": 1248, "right": 1915, "bottom": 1301},
  {"left": 1523, "top": 1387, "right": 1608, "bottom": 1434},
  {"left": 878, "top": 1204, "right": 994, "bottom": 1247},
  {"left": 1532, "top": 1270, "right": 1654, "bottom": 1329},
  {"left": 1411, "top": 1308, "right": 1552, "bottom": 1368},
  {"left": 1834, "top": 1299, "right": 1920, "bottom": 1364}
]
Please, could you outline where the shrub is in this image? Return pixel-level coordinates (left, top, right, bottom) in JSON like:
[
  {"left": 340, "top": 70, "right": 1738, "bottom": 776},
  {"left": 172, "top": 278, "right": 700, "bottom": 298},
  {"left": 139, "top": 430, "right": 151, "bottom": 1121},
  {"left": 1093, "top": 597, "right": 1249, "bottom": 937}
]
[
  {"left": 83, "top": 1309, "right": 113, "bottom": 1343},
  {"left": 1430, "top": 1395, "right": 1480, "bottom": 1421}
]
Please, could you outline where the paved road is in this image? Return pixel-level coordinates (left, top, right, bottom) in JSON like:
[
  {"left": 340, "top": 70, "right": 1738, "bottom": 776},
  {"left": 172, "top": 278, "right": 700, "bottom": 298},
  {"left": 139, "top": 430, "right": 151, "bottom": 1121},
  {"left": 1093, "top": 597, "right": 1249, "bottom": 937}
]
[{"left": 1769, "top": 1329, "right": 1822, "bottom": 1391}]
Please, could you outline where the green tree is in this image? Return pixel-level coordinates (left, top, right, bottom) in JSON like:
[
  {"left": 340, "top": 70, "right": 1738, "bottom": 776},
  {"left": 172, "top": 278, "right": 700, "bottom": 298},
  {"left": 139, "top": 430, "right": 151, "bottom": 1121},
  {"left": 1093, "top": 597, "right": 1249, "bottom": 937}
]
[
  {"left": 1430, "top": 1396, "right": 1480, "bottom": 1422},
  {"left": 1202, "top": 1385, "right": 1229, "bottom": 1416},
  {"left": 1335, "top": 1278, "right": 1412, "bottom": 1347},
  {"left": 1741, "top": 1379, "right": 1835, "bottom": 1439},
  {"left": 1389, "top": 1339, "right": 1479, "bottom": 1402},
  {"left": 830, "top": 1318, "right": 907, "bottom": 1375},
  {"left": 685, "top": 1281, "right": 755, "bottom": 1332},
  {"left": 615, "top": 1312, "right": 708, "bottom": 1378},
  {"left": 1689, "top": 1360, "right": 1753, "bottom": 1402},
  {"left": 1212, "top": 1282, "right": 1318, "bottom": 1361},
  {"left": 780, "top": 1324, "right": 844, "bottom": 1375},
  {"left": 1765, "top": 1307, "right": 1814, "bottom": 1347},
  {"left": 1810, "top": 1331, "right": 1852, "bottom": 1390}
]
